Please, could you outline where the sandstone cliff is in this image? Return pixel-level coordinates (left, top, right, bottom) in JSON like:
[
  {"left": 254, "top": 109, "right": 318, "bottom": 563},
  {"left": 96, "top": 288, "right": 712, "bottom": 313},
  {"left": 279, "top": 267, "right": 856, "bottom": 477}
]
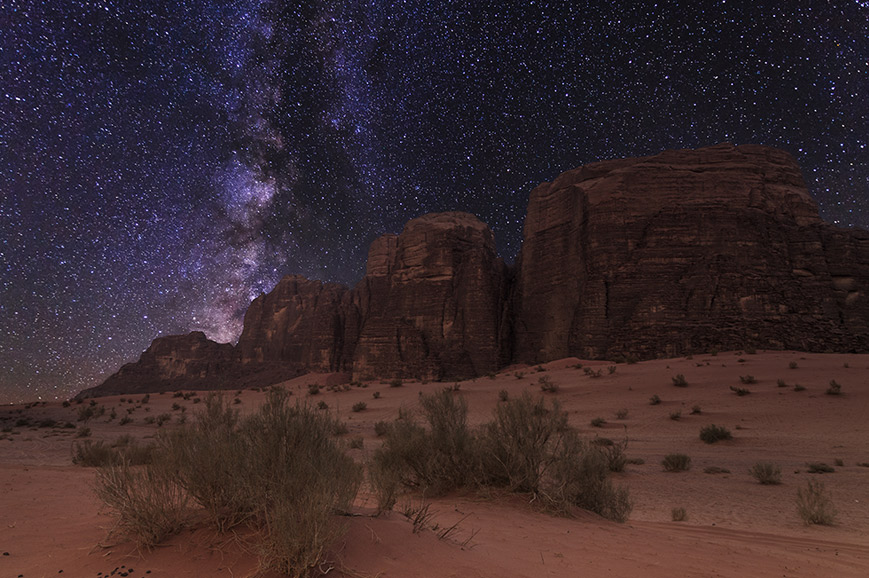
[
  {"left": 78, "top": 144, "right": 869, "bottom": 397},
  {"left": 512, "top": 143, "right": 869, "bottom": 362}
]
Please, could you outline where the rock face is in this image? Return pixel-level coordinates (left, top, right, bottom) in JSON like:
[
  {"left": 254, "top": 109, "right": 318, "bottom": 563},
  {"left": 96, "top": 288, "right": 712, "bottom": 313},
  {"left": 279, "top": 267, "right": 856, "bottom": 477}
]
[
  {"left": 512, "top": 143, "right": 869, "bottom": 361},
  {"left": 351, "top": 212, "right": 509, "bottom": 380},
  {"left": 78, "top": 144, "right": 869, "bottom": 398},
  {"left": 79, "top": 332, "right": 235, "bottom": 398}
]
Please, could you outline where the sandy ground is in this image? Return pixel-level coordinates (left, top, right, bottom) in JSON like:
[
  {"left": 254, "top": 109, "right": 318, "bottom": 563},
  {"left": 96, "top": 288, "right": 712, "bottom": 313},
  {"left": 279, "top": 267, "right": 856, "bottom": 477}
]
[{"left": 1, "top": 350, "right": 868, "bottom": 577}]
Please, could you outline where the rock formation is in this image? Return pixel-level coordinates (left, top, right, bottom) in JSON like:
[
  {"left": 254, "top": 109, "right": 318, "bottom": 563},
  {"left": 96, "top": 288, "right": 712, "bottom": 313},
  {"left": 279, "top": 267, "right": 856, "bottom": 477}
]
[
  {"left": 512, "top": 143, "right": 869, "bottom": 361},
  {"left": 77, "top": 144, "right": 869, "bottom": 398}
]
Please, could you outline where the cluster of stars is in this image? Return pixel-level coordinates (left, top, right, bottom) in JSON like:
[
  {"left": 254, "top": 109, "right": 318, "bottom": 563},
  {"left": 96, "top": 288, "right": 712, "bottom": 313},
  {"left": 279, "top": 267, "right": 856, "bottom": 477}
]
[{"left": 1, "top": 1, "right": 867, "bottom": 402}]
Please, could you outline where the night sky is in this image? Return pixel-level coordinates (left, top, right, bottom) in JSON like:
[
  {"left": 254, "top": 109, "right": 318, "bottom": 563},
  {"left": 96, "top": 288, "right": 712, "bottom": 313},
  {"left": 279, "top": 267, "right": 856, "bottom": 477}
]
[{"left": 2, "top": 1, "right": 867, "bottom": 403}]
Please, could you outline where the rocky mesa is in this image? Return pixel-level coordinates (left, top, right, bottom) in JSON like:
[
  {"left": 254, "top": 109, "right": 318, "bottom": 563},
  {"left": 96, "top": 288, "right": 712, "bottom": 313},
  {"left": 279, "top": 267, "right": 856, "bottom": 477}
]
[{"left": 77, "top": 143, "right": 869, "bottom": 398}]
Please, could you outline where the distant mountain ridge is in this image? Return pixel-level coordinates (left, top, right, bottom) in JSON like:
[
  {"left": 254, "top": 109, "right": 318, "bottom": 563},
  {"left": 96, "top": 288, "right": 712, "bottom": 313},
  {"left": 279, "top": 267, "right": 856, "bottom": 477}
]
[{"left": 77, "top": 143, "right": 869, "bottom": 398}]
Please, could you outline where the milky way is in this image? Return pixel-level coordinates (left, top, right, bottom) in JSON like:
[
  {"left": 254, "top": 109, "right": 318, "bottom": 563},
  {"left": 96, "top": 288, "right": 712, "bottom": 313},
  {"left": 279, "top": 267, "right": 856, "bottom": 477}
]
[{"left": 2, "top": 1, "right": 867, "bottom": 402}]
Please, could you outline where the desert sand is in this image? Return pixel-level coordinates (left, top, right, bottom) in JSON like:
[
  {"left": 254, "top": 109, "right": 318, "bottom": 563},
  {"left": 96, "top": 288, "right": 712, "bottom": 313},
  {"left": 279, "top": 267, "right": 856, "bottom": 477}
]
[{"left": 1, "top": 351, "right": 867, "bottom": 577}]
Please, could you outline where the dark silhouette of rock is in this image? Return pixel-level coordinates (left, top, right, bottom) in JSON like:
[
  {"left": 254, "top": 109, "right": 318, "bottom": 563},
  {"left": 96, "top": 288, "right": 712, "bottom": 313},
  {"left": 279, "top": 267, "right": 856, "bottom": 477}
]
[
  {"left": 512, "top": 143, "right": 869, "bottom": 362},
  {"left": 77, "top": 144, "right": 869, "bottom": 398}
]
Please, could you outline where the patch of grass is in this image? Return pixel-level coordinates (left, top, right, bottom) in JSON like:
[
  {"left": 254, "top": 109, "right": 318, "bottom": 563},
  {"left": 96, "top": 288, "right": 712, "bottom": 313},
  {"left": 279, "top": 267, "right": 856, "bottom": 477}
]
[
  {"left": 826, "top": 380, "right": 842, "bottom": 395},
  {"left": 615, "top": 408, "right": 628, "bottom": 420},
  {"left": 806, "top": 462, "right": 835, "bottom": 474},
  {"left": 317, "top": 400, "right": 329, "bottom": 410},
  {"left": 671, "top": 507, "right": 688, "bottom": 522},
  {"left": 73, "top": 436, "right": 155, "bottom": 467},
  {"left": 699, "top": 424, "right": 732, "bottom": 444},
  {"left": 389, "top": 378, "right": 403, "bottom": 388},
  {"left": 662, "top": 453, "right": 692, "bottom": 472},
  {"left": 669, "top": 410, "right": 681, "bottom": 421},
  {"left": 788, "top": 361, "right": 798, "bottom": 369},
  {"left": 776, "top": 378, "right": 787, "bottom": 387},
  {"left": 690, "top": 405, "right": 701, "bottom": 415},
  {"left": 796, "top": 480, "right": 837, "bottom": 525},
  {"left": 649, "top": 394, "right": 661, "bottom": 405},
  {"left": 307, "top": 383, "right": 320, "bottom": 395},
  {"left": 749, "top": 462, "right": 782, "bottom": 484},
  {"left": 671, "top": 374, "right": 688, "bottom": 387},
  {"left": 793, "top": 384, "right": 806, "bottom": 392},
  {"left": 738, "top": 375, "right": 756, "bottom": 385},
  {"left": 351, "top": 401, "right": 367, "bottom": 412},
  {"left": 374, "top": 421, "right": 390, "bottom": 437},
  {"left": 730, "top": 386, "right": 750, "bottom": 396},
  {"left": 76, "top": 426, "right": 91, "bottom": 438},
  {"left": 372, "top": 391, "right": 381, "bottom": 399},
  {"left": 590, "top": 417, "right": 606, "bottom": 428}
]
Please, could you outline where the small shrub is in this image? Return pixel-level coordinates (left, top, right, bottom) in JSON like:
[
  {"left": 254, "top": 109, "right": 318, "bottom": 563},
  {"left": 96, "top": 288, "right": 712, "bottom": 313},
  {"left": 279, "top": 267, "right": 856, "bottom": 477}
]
[
  {"left": 156, "top": 413, "right": 171, "bottom": 427},
  {"left": 690, "top": 405, "right": 702, "bottom": 415},
  {"left": 332, "top": 421, "right": 349, "bottom": 435},
  {"left": 649, "top": 394, "right": 661, "bottom": 405},
  {"left": 141, "top": 394, "right": 150, "bottom": 404},
  {"left": 749, "top": 462, "right": 782, "bottom": 485},
  {"left": 669, "top": 410, "right": 681, "bottom": 421},
  {"left": 607, "top": 366, "right": 617, "bottom": 375},
  {"left": 796, "top": 480, "right": 837, "bottom": 525},
  {"left": 615, "top": 408, "right": 628, "bottom": 420},
  {"left": 348, "top": 436, "right": 364, "bottom": 449},
  {"left": 856, "top": 462, "right": 869, "bottom": 468},
  {"left": 671, "top": 507, "right": 688, "bottom": 522},
  {"left": 699, "top": 424, "right": 732, "bottom": 444},
  {"left": 538, "top": 376, "right": 558, "bottom": 393},
  {"left": 352, "top": 401, "right": 367, "bottom": 413},
  {"left": 317, "top": 400, "right": 329, "bottom": 410},
  {"left": 307, "top": 383, "right": 320, "bottom": 395},
  {"left": 372, "top": 391, "right": 381, "bottom": 399},
  {"left": 73, "top": 437, "right": 155, "bottom": 467},
  {"left": 777, "top": 379, "right": 787, "bottom": 388},
  {"left": 738, "top": 375, "right": 756, "bottom": 385},
  {"left": 389, "top": 378, "right": 403, "bottom": 388},
  {"left": 119, "top": 416, "right": 133, "bottom": 425},
  {"left": 590, "top": 417, "right": 606, "bottom": 428},
  {"left": 826, "top": 380, "right": 842, "bottom": 395},
  {"left": 514, "top": 371, "right": 525, "bottom": 379},
  {"left": 730, "top": 386, "right": 750, "bottom": 396},
  {"left": 626, "top": 457, "right": 645, "bottom": 465},
  {"left": 806, "top": 462, "right": 835, "bottom": 474},
  {"left": 39, "top": 418, "right": 58, "bottom": 428},
  {"left": 172, "top": 403, "right": 181, "bottom": 411},
  {"left": 498, "top": 390, "right": 509, "bottom": 402},
  {"left": 794, "top": 384, "right": 806, "bottom": 392},
  {"left": 834, "top": 458, "right": 844, "bottom": 467},
  {"left": 76, "top": 426, "right": 91, "bottom": 438},
  {"left": 373, "top": 421, "right": 390, "bottom": 437},
  {"left": 789, "top": 361, "right": 798, "bottom": 369},
  {"left": 671, "top": 374, "right": 688, "bottom": 387},
  {"left": 662, "top": 453, "right": 692, "bottom": 472}
]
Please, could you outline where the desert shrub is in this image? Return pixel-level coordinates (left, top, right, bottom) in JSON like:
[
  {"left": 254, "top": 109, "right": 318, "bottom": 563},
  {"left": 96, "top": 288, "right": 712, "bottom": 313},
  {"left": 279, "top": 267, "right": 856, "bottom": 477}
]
[
  {"left": 498, "top": 389, "right": 509, "bottom": 402},
  {"left": 95, "top": 458, "right": 188, "bottom": 548},
  {"left": 155, "top": 413, "right": 171, "bottom": 427},
  {"left": 794, "top": 384, "right": 806, "bottom": 392},
  {"left": 671, "top": 507, "right": 688, "bottom": 521},
  {"left": 76, "top": 426, "right": 91, "bottom": 438},
  {"left": 671, "top": 374, "right": 688, "bottom": 387},
  {"left": 39, "top": 418, "right": 58, "bottom": 428},
  {"left": 307, "top": 383, "right": 320, "bottom": 395},
  {"left": 119, "top": 416, "right": 132, "bottom": 425},
  {"left": 372, "top": 391, "right": 381, "bottom": 399},
  {"left": 739, "top": 375, "right": 756, "bottom": 385},
  {"left": 538, "top": 376, "right": 559, "bottom": 393},
  {"left": 699, "top": 424, "right": 732, "bottom": 444},
  {"left": 372, "top": 390, "right": 476, "bottom": 499},
  {"left": 777, "top": 379, "right": 787, "bottom": 387},
  {"left": 317, "top": 400, "right": 329, "bottom": 410},
  {"left": 73, "top": 437, "right": 155, "bottom": 467},
  {"left": 373, "top": 420, "right": 390, "bottom": 437},
  {"left": 332, "top": 420, "right": 349, "bottom": 435},
  {"left": 615, "top": 408, "right": 628, "bottom": 420},
  {"left": 669, "top": 410, "right": 681, "bottom": 421},
  {"left": 77, "top": 405, "right": 95, "bottom": 422},
  {"left": 796, "top": 480, "right": 837, "bottom": 525},
  {"left": 789, "top": 361, "right": 798, "bottom": 369},
  {"left": 389, "top": 378, "right": 403, "bottom": 388},
  {"left": 690, "top": 405, "right": 702, "bottom": 415},
  {"left": 590, "top": 417, "right": 606, "bottom": 428},
  {"left": 749, "top": 462, "right": 782, "bottom": 484},
  {"left": 649, "top": 394, "right": 661, "bottom": 405},
  {"left": 806, "top": 462, "right": 835, "bottom": 474},
  {"left": 603, "top": 438, "right": 628, "bottom": 473},
  {"left": 834, "top": 458, "right": 844, "bottom": 467},
  {"left": 348, "top": 436, "right": 364, "bottom": 449},
  {"left": 730, "top": 386, "right": 750, "bottom": 396},
  {"left": 661, "top": 453, "right": 692, "bottom": 472},
  {"left": 826, "top": 380, "right": 842, "bottom": 395},
  {"left": 172, "top": 402, "right": 181, "bottom": 411},
  {"left": 141, "top": 394, "right": 150, "bottom": 404},
  {"left": 608, "top": 366, "right": 617, "bottom": 375},
  {"left": 352, "top": 401, "right": 367, "bottom": 412}
]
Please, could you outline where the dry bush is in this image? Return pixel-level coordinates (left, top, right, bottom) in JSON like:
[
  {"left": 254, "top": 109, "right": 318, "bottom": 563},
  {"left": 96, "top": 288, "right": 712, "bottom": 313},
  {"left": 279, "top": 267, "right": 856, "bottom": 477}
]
[
  {"left": 671, "top": 507, "right": 688, "bottom": 521},
  {"left": 73, "top": 437, "right": 155, "bottom": 467},
  {"left": 95, "top": 459, "right": 188, "bottom": 548},
  {"left": 749, "top": 462, "right": 782, "bottom": 484},
  {"left": 671, "top": 374, "right": 688, "bottom": 387},
  {"left": 699, "top": 424, "right": 732, "bottom": 444},
  {"left": 661, "top": 453, "right": 692, "bottom": 472},
  {"left": 796, "top": 480, "right": 837, "bottom": 525}
]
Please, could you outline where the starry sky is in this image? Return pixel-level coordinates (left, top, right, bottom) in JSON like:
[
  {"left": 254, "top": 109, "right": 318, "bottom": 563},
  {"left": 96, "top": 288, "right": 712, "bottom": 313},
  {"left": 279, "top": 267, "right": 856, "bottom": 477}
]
[{"left": 2, "top": 1, "right": 867, "bottom": 403}]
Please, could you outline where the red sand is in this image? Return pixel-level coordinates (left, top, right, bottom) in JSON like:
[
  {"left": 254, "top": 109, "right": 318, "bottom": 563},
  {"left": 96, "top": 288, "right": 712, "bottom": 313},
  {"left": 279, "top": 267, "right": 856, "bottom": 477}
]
[{"left": 2, "top": 351, "right": 867, "bottom": 577}]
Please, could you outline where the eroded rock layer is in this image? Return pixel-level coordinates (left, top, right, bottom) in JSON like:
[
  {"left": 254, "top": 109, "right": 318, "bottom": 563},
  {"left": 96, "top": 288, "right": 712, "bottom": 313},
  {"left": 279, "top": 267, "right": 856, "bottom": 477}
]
[{"left": 513, "top": 143, "right": 869, "bottom": 362}]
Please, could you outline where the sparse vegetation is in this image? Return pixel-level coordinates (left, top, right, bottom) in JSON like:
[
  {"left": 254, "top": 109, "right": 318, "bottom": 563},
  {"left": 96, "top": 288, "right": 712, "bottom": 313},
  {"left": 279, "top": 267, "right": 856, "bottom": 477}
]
[
  {"left": 389, "top": 378, "right": 403, "bottom": 388},
  {"left": 615, "top": 408, "right": 628, "bottom": 420},
  {"left": 649, "top": 394, "right": 661, "bottom": 405},
  {"left": 796, "top": 480, "right": 837, "bottom": 525},
  {"left": 669, "top": 410, "right": 681, "bottom": 421},
  {"left": 749, "top": 462, "right": 782, "bottom": 485},
  {"left": 690, "top": 405, "right": 702, "bottom": 415},
  {"left": 662, "top": 453, "right": 692, "bottom": 472},
  {"left": 590, "top": 417, "right": 606, "bottom": 428},
  {"left": 826, "top": 380, "right": 842, "bottom": 395},
  {"left": 498, "top": 389, "right": 509, "bottom": 402},
  {"left": 352, "top": 401, "right": 367, "bottom": 412},
  {"left": 671, "top": 507, "right": 688, "bottom": 522},
  {"left": 739, "top": 375, "right": 756, "bottom": 385},
  {"left": 73, "top": 436, "right": 155, "bottom": 467},
  {"left": 671, "top": 374, "right": 688, "bottom": 387},
  {"left": 307, "top": 383, "right": 320, "bottom": 395},
  {"left": 607, "top": 365, "right": 617, "bottom": 375},
  {"left": 789, "top": 361, "right": 798, "bottom": 369},
  {"left": 699, "top": 424, "right": 732, "bottom": 444},
  {"left": 794, "top": 384, "right": 806, "bottom": 392},
  {"left": 730, "top": 385, "right": 751, "bottom": 396},
  {"left": 777, "top": 378, "right": 787, "bottom": 387},
  {"left": 538, "top": 376, "right": 559, "bottom": 393},
  {"left": 806, "top": 462, "right": 835, "bottom": 474}
]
